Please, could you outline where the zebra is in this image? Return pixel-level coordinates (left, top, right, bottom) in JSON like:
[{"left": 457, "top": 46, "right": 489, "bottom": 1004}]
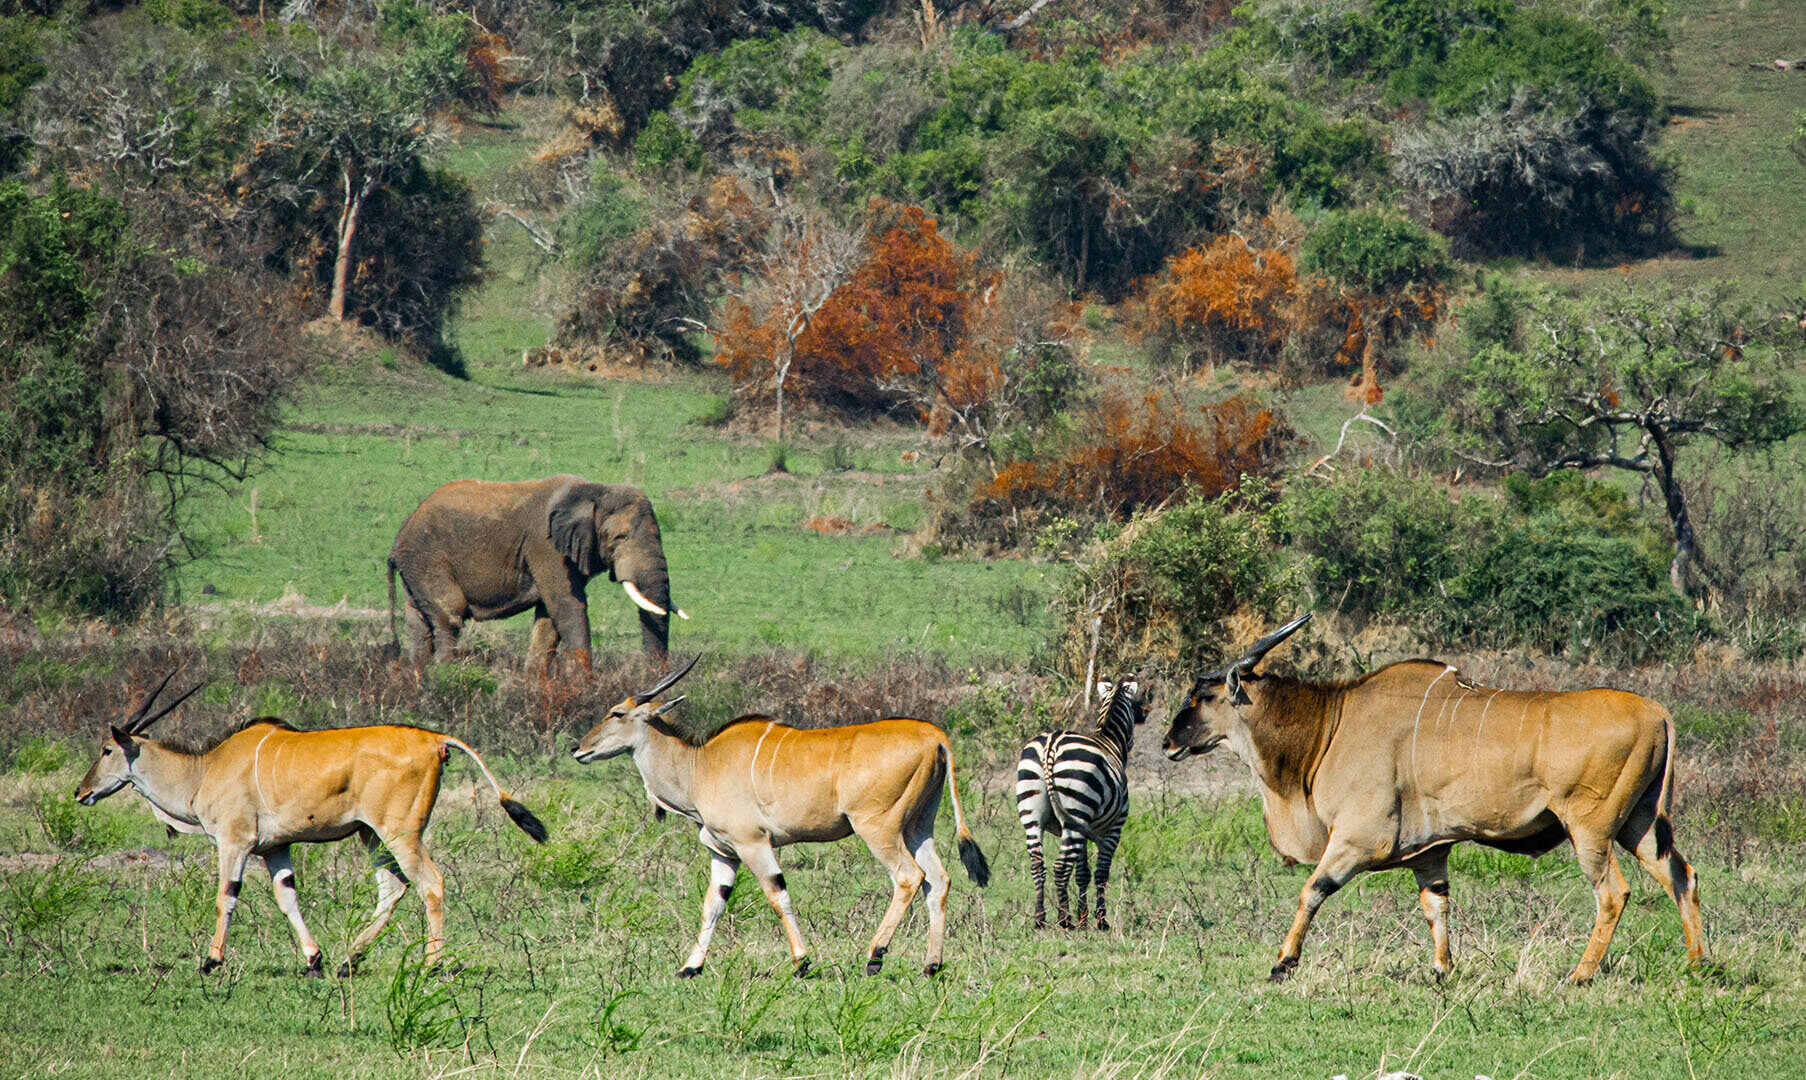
[{"left": 1016, "top": 679, "right": 1146, "bottom": 930}]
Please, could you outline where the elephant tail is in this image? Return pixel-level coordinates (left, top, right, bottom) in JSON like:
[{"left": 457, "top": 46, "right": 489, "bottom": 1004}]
[{"left": 386, "top": 556, "right": 400, "bottom": 661}]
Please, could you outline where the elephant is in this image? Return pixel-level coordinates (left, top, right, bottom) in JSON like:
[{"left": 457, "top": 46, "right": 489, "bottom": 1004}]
[{"left": 388, "top": 476, "right": 686, "bottom": 672}]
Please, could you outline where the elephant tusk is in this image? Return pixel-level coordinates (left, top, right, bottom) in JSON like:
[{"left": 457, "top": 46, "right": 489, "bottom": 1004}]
[{"left": 622, "top": 580, "right": 668, "bottom": 617}]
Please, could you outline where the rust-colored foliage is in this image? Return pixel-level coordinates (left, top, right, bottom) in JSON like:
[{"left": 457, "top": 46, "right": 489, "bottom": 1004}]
[
  {"left": 1139, "top": 235, "right": 1298, "bottom": 372},
  {"left": 976, "top": 391, "right": 1291, "bottom": 521},
  {"left": 718, "top": 200, "right": 1001, "bottom": 421}
]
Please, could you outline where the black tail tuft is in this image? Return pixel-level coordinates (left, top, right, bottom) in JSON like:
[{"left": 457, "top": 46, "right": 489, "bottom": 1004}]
[
  {"left": 502, "top": 798, "right": 549, "bottom": 844},
  {"left": 958, "top": 833, "right": 990, "bottom": 887}
]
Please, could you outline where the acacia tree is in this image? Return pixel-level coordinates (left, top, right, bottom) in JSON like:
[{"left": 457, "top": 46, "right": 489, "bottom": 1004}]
[
  {"left": 1407, "top": 285, "right": 1803, "bottom": 600},
  {"left": 291, "top": 65, "right": 436, "bottom": 322}
]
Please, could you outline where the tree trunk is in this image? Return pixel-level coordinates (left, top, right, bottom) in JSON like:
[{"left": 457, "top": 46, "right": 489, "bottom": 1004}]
[
  {"left": 1647, "top": 422, "right": 1731, "bottom": 602},
  {"left": 774, "top": 348, "right": 791, "bottom": 447},
  {"left": 329, "top": 170, "right": 369, "bottom": 322}
]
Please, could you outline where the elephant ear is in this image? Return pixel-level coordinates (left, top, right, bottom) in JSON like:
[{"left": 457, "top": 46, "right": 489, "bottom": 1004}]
[{"left": 548, "top": 487, "right": 601, "bottom": 577}]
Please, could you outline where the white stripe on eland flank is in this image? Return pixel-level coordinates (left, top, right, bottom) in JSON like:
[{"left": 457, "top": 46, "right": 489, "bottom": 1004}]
[{"left": 1410, "top": 665, "right": 1458, "bottom": 783}]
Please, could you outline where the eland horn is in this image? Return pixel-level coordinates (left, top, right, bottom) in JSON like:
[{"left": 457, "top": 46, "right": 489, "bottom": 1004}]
[
  {"left": 638, "top": 653, "right": 701, "bottom": 702},
  {"left": 132, "top": 679, "right": 206, "bottom": 735},
  {"left": 1236, "top": 612, "right": 1314, "bottom": 672},
  {"left": 121, "top": 670, "right": 178, "bottom": 733}
]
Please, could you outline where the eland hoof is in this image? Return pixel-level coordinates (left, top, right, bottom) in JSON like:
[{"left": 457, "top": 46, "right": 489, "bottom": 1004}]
[
  {"left": 1268, "top": 958, "right": 1297, "bottom": 983},
  {"left": 677, "top": 965, "right": 703, "bottom": 979},
  {"left": 198, "top": 956, "right": 222, "bottom": 975},
  {"left": 923, "top": 962, "right": 943, "bottom": 977},
  {"left": 792, "top": 958, "right": 811, "bottom": 979},
  {"left": 337, "top": 960, "right": 356, "bottom": 979},
  {"left": 305, "top": 954, "right": 325, "bottom": 978}
]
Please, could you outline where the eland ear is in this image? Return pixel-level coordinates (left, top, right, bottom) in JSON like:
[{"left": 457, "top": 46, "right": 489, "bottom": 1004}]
[
  {"left": 110, "top": 725, "right": 134, "bottom": 746},
  {"left": 548, "top": 487, "right": 601, "bottom": 577},
  {"left": 1225, "top": 667, "right": 1251, "bottom": 707}
]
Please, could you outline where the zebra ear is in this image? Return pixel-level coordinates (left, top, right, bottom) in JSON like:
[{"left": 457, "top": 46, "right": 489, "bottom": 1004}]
[
  {"left": 1121, "top": 680, "right": 1140, "bottom": 699},
  {"left": 1096, "top": 680, "right": 1114, "bottom": 700}
]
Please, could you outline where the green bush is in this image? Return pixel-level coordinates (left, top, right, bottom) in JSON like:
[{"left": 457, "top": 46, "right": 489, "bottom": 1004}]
[
  {"left": 633, "top": 113, "right": 704, "bottom": 172},
  {"left": 565, "top": 170, "right": 648, "bottom": 270},
  {"left": 1434, "top": 473, "right": 1699, "bottom": 662},
  {"left": 1061, "top": 487, "right": 1298, "bottom": 675},
  {"left": 1280, "top": 467, "right": 1471, "bottom": 619},
  {"left": 1299, "top": 209, "right": 1451, "bottom": 294}
]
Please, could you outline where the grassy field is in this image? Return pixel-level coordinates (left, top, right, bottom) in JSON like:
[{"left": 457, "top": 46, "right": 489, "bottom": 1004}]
[
  {"left": 1, "top": 640, "right": 1802, "bottom": 1080},
  {"left": 2, "top": 722, "right": 1802, "bottom": 1079}
]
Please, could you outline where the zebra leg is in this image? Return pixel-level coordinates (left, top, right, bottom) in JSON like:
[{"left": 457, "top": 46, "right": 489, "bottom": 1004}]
[
  {"left": 1054, "top": 829, "right": 1085, "bottom": 930},
  {"left": 1023, "top": 817, "right": 1048, "bottom": 929},
  {"left": 1073, "top": 837, "right": 1092, "bottom": 929},
  {"left": 1093, "top": 828, "right": 1121, "bottom": 931}
]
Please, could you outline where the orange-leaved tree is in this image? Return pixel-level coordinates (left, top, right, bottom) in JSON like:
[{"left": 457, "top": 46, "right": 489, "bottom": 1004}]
[
  {"left": 717, "top": 199, "right": 1002, "bottom": 440},
  {"left": 1138, "top": 235, "right": 1298, "bottom": 374},
  {"left": 974, "top": 391, "right": 1291, "bottom": 532}
]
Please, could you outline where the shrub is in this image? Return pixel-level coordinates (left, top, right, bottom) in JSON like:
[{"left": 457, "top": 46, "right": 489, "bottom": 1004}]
[
  {"left": 1056, "top": 487, "right": 1297, "bottom": 676},
  {"left": 1, "top": 179, "right": 306, "bottom": 618},
  {"left": 1438, "top": 513, "right": 1699, "bottom": 664},
  {"left": 556, "top": 175, "right": 767, "bottom": 366},
  {"left": 1138, "top": 234, "right": 1299, "bottom": 374},
  {"left": 937, "top": 391, "right": 1292, "bottom": 551},
  {"left": 1299, "top": 209, "right": 1451, "bottom": 295},
  {"left": 1391, "top": 88, "right": 1672, "bottom": 259},
  {"left": 1280, "top": 466, "right": 1472, "bottom": 619}
]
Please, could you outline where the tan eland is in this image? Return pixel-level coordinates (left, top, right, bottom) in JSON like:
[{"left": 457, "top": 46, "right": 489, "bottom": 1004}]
[
  {"left": 1162, "top": 613, "right": 1705, "bottom": 984},
  {"left": 571, "top": 656, "right": 990, "bottom": 978},
  {"left": 75, "top": 672, "right": 547, "bottom": 976}
]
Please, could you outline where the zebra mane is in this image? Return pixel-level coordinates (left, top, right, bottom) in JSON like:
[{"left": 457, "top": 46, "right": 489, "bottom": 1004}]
[{"left": 1093, "top": 680, "right": 1142, "bottom": 755}]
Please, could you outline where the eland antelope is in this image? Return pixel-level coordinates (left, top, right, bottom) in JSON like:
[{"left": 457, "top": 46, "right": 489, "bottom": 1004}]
[
  {"left": 571, "top": 656, "right": 991, "bottom": 977},
  {"left": 1017, "top": 679, "right": 1146, "bottom": 930},
  {"left": 1163, "top": 613, "right": 1706, "bottom": 984},
  {"left": 74, "top": 672, "right": 547, "bottom": 976}
]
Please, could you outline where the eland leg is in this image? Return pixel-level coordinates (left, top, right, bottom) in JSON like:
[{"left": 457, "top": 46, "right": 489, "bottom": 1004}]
[
  {"left": 906, "top": 806, "right": 953, "bottom": 975},
  {"left": 1272, "top": 835, "right": 1369, "bottom": 982},
  {"left": 263, "top": 845, "right": 324, "bottom": 976},
  {"left": 739, "top": 841, "right": 810, "bottom": 976},
  {"left": 383, "top": 836, "right": 448, "bottom": 969},
  {"left": 679, "top": 854, "right": 740, "bottom": 977},
  {"left": 341, "top": 829, "right": 411, "bottom": 976},
  {"left": 1406, "top": 846, "right": 1454, "bottom": 978},
  {"left": 855, "top": 821, "right": 926, "bottom": 976},
  {"left": 200, "top": 838, "right": 253, "bottom": 973},
  {"left": 1565, "top": 831, "right": 1630, "bottom": 984}
]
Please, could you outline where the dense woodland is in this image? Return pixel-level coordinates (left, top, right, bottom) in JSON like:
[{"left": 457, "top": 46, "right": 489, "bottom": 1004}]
[{"left": 1, "top": 0, "right": 1803, "bottom": 672}]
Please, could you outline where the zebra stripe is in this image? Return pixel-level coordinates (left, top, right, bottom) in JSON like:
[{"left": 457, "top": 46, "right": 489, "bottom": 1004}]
[{"left": 1016, "top": 680, "right": 1144, "bottom": 930}]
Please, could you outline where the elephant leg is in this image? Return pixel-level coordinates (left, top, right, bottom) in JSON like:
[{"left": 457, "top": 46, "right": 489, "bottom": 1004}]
[
  {"left": 527, "top": 604, "right": 559, "bottom": 677},
  {"left": 548, "top": 598, "right": 591, "bottom": 674},
  {"left": 403, "top": 602, "right": 434, "bottom": 668}
]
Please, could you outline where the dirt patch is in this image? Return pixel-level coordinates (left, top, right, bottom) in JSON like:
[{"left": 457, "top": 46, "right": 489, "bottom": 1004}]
[
  {"left": 0, "top": 847, "right": 200, "bottom": 875},
  {"left": 800, "top": 515, "right": 899, "bottom": 537}
]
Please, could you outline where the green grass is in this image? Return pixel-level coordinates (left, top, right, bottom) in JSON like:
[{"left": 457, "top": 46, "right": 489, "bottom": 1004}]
[{"left": 2, "top": 750, "right": 1801, "bottom": 1079}]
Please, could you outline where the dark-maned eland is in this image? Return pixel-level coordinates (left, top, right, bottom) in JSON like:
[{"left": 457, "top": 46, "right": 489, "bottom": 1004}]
[{"left": 1162, "top": 613, "right": 1705, "bottom": 984}]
